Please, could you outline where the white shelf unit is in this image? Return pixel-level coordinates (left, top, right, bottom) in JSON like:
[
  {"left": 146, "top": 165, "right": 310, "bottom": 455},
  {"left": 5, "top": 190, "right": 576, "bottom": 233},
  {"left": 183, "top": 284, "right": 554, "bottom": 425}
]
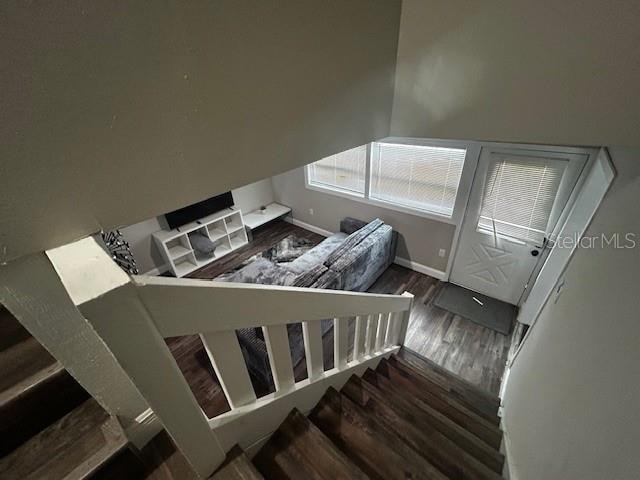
[{"left": 153, "top": 208, "right": 248, "bottom": 277}]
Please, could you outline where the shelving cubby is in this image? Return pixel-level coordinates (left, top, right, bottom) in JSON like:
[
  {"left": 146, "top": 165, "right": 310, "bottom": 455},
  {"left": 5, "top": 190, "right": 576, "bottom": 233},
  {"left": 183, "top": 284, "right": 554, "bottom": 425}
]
[{"left": 153, "top": 208, "right": 248, "bottom": 277}]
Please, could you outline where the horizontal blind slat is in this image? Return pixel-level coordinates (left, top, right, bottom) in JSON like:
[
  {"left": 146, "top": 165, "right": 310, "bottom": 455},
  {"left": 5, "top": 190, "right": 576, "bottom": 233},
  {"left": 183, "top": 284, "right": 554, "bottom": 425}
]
[
  {"left": 479, "top": 156, "right": 566, "bottom": 243},
  {"left": 370, "top": 143, "right": 466, "bottom": 216}
]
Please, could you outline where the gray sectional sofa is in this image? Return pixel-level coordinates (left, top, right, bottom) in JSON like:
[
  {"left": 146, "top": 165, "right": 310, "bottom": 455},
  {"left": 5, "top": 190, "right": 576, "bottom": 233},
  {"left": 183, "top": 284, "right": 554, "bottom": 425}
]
[{"left": 219, "top": 217, "right": 398, "bottom": 387}]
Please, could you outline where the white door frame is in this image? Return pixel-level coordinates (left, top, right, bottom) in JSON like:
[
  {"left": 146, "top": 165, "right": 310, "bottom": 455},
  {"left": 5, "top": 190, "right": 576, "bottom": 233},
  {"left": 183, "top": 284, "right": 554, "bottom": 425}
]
[
  {"left": 379, "top": 137, "right": 598, "bottom": 284},
  {"left": 499, "top": 148, "right": 615, "bottom": 399},
  {"left": 517, "top": 147, "right": 615, "bottom": 325},
  {"left": 443, "top": 142, "right": 598, "bottom": 283}
]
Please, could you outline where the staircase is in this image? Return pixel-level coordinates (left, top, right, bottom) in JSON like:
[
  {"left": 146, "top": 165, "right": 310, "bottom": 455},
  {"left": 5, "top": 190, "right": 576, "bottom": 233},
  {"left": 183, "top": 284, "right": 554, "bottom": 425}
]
[
  {"left": 212, "top": 348, "right": 504, "bottom": 480},
  {"left": 36, "top": 237, "right": 504, "bottom": 479},
  {"left": 0, "top": 306, "right": 146, "bottom": 479}
]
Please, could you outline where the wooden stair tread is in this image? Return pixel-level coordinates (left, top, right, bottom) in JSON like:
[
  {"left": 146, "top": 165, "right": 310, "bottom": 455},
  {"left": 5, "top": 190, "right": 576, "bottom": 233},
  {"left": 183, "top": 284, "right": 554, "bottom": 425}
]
[
  {"left": 0, "top": 398, "right": 127, "bottom": 480},
  {"left": 253, "top": 428, "right": 321, "bottom": 480},
  {"left": 0, "top": 307, "right": 31, "bottom": 352},
  {"left": 389, "top": 356, "right": 500, "bottom": 426},
  {"left": 343, "top": 374, "right": 502, "bottom": 480},
  {"left": 0, "top": 365, "right": 90, "bottom": 456},
  {"left": 214, "top": 445, "right": 263, "bottom": 480},
  {"left": 140, "top": 430, "right": 199, "bottom": 480},
  {"left": 377, "top": 358, "right": 503, "bottom": 449},
  {"left": 254, "top": 409, "right": 365, "bottom": 480},
  {"left": 0, "top": 336, "right": 58, "bottom": 400},
  {"left": 398, "top": 347, "right": 500, "bottom": 410},
  {"left": 309, "top": 387, "right": 447, "bottom": 480},
  {"left": 362, "top": 368, "right": 504, "bottom": 473}
]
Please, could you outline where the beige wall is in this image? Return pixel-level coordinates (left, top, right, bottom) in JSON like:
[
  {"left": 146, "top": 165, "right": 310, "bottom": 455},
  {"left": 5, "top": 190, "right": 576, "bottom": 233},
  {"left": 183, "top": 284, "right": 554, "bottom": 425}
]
[
  {"left": 503, "top": 147, "right": 640, "bottom": 479},
  {"left": 0, "top": 0, "right": 401, "bottom": 263},
  {"left": 392, "top": 0, "right": 640, "bottom": 147},
  {"left": 122, "top": 178, "right": 275, "bottom": 274},
  {"left": 272, "top": 167, "right": 455, "bottom": 271}
]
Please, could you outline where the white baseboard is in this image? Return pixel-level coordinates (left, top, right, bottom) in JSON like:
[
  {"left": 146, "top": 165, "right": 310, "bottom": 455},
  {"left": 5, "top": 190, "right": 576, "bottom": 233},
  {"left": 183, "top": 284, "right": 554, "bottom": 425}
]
[
  {"left": 125, "top": 408, "right": 163, "bottom": 449},
  {"left": 284, "top": 217, "right": 333, "bottom": 237},
  {"left": 394, "top": 256, "right": 447, "bottom": 280},
  {"left": 144, "top": 264, "right": 169, "bottom": 276},
  {"left": 500, "top": 420, "right": 517, "bottom": 480}
]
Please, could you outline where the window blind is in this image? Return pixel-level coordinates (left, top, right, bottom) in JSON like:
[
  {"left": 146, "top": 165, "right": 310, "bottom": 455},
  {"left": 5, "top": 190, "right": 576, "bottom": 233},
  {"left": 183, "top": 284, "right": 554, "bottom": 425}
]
[
  {"left": 478, "top": 155, "right": 566, "bottom": 244},
  {"left": 370, "top": 143, "right": 466, "bottom": 216},
  {"left": 307, "top": 145, "right": 366, "bottom": 196}
]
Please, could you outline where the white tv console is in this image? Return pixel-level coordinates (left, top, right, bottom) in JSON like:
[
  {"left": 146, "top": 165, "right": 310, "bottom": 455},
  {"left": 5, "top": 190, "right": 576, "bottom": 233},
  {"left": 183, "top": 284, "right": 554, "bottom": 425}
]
[{"left": 153, "top": 208, "right": 248, "bottom": 278}]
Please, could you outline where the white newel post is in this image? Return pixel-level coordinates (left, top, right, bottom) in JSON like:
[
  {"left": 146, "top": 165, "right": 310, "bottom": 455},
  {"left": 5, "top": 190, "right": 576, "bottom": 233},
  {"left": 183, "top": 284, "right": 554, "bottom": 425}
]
[
  {"left": 47, "top": 237, "right": 225, "bottom": 479},
  {"left": 397, "top": 291, "right": 415, "bottom": 346}
]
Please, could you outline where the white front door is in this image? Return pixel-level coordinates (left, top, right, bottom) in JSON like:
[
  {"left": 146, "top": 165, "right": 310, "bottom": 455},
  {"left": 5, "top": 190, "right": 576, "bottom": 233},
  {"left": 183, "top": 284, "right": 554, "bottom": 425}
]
[{"left": 450, "top": 147, "right": 587, "bottom": 305}]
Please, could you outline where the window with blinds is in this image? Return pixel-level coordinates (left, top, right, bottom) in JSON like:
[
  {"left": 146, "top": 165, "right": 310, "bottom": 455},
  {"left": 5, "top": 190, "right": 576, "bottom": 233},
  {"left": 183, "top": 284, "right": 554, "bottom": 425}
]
[
  {"left": 477, "top": 156, "right": 566, "bottom": 244},
  {"left": 307, "top": 145, "right": 366, "bottom": 196},
  {"left": 369, "top": 143, "right": 466, "bottom": 217}
]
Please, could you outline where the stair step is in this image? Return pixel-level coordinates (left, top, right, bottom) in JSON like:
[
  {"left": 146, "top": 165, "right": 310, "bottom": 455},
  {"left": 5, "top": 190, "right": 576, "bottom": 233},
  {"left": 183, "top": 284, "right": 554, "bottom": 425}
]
[
  {"left": 0, "top": 335, "right": 57, "bottom": 397},
  {"left": 0, "top": 363, "right": 90, "bottom": 456},
  {"left": 140, "top": 430, "right": 199, "bottom": 480},
  {"left": 0, "top": 307, "right": 31, "bottom": 352},
  {"left": 309, "top": 387, "right": 447, "bottom": 480},
  {"left": 0, "top": 398, "right": 127, "bottom": 480},
  {"left": 389, "top": 356, "right": 501, "bottom": 426},
  {"left": 398, "top": 347, "right": 500, "bottom": 415},
  {"left": 362, "top": 368, "right": 504, "bottom": 473},
  {"left": 86, "top": 446, "right": 147, "bottom": 479},
  {"left": 253, "top": 409, "right": 364, "bottom": 480},
  {"left": 343, "top": 374, "right": 502, "bottom": 480},
  {"left": 377, "top": 358, "right": 503, "bottom": 449},
  {"left": 209, "top": 445, "right": 263, "bottom": 480}
]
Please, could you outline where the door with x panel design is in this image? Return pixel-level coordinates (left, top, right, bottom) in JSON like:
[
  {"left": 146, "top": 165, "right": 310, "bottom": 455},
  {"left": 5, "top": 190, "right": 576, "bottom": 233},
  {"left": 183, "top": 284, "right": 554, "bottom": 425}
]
[{"left": 450, "top": 147, "right": 587, "bottom": 305}]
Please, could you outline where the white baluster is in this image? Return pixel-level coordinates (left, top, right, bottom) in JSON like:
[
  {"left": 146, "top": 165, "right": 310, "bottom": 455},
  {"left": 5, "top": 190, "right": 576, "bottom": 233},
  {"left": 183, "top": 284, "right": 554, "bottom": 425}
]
[
  {"left": 375, "top": 312, "right": 390, "bottom": 351},
  {"left": 334, "top": 317, "right": 349, "bottom": 370},
  {"left": 302, "top": 320, "right": 324, "bottom": 381},
  {"left": 353, "top": 315, "right": 366, "bottom": 360},
  {"left": 366, "top": 313, "right": 379, "bottom": 354},
  {"left": 397, "top": 291, "right": 415, "bottom": 346},
  {"left": 200, "top": 331, "right": 256, "bottom": 409},
  {"left": 385, "top": 311, "right": 401, "bottom": 347},
  {"left": 262, "top": 324, "right": 294, "bottom": 392}
]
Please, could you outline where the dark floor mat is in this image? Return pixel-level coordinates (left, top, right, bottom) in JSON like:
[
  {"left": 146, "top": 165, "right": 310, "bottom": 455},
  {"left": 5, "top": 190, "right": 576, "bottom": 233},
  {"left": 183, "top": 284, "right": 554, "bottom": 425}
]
[{"left": 434, "top": 283, "right": 516, "bottom": 335}]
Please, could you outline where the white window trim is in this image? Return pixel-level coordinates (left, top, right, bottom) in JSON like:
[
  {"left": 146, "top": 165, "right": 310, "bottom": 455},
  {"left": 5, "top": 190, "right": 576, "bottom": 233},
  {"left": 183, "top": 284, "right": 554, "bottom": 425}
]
[{"left": 304, "top": 137, "right": 480, "bottom": 226}]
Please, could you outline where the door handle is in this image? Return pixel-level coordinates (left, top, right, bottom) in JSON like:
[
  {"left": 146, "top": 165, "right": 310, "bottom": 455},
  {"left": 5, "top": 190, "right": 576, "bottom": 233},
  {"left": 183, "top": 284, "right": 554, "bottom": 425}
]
[{"left": 531, "top": 249, "right": 540, "bottom": 257}]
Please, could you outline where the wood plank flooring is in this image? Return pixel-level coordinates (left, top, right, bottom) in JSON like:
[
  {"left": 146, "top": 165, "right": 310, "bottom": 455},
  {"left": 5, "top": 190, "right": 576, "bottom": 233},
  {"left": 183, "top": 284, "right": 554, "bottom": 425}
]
[
  {"left": 368, "top": 265, "right": 512, "bottom": 395},
  {"left": 166, "top": 220, "right": 511, "bottom": 420}
]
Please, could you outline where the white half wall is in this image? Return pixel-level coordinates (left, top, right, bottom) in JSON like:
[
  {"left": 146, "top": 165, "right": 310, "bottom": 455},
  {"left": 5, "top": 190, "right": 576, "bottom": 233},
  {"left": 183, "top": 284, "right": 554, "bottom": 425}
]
[
  {"left": 502, "top": 147, "right": 640, "bottom": 479},
  {"left": 0, "top": 251, "right": 161, "bottom": 449}
]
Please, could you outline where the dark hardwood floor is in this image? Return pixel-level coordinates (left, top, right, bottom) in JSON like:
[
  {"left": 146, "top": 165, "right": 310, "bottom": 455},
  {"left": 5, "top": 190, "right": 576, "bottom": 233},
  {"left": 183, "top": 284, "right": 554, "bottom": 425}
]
[
  {"left": 368, "top": 265, "right": 512, "bottom": 395},
  {"left": 165, "top": 220, "right": 511, "bottom": 419}
]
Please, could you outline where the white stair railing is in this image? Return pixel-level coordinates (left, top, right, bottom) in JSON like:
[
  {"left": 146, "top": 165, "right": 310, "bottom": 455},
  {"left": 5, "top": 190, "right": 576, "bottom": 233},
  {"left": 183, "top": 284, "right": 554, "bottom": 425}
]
[{"left": 47, "top": 236, "right": 413, "bottom": 478}]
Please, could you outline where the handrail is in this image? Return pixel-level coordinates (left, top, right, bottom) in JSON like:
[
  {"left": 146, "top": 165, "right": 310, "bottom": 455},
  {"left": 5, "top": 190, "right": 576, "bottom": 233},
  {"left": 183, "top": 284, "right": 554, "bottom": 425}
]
[
  {"left": 48, "top": 236, "right": 414, "bottom": 478},
  {"left": 132, "top": 275, "right": 412, "bottom": 337}
]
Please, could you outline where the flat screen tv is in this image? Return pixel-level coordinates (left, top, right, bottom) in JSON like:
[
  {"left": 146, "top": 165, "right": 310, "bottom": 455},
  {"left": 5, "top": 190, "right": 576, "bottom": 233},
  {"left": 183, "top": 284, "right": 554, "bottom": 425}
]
[{"left": 165, "top": 191, "right": 234, "bottom": 230}]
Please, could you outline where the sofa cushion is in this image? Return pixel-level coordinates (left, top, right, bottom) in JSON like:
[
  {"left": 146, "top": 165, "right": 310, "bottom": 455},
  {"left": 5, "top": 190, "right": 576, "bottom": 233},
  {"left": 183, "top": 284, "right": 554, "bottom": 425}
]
[
  {"left": 287, "top": 232, "right": 347, "bottom": 274},
  {"left": 324, "top": 218, "right": 384, "bottom": 267},
  {"left": 291, "top": 264, "right": 328, "bottom": 287},
  {"left": 311, "top": 267, "right": 342, "bottom": 290}
]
